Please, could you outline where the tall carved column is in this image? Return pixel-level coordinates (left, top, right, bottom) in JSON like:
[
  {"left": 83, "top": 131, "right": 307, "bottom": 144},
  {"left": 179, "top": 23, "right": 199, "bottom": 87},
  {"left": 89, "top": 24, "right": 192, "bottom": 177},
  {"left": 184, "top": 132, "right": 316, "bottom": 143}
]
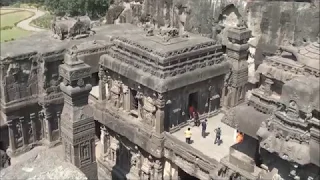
[
  {"left": 225, "top": 24, "right": 251, "bottom": 108},
  {"left": 30, "top": 113, "right": 37, "bottom": 143},
  {"left": 7, "top": 118, "right": 17, "bottom": 155},
  {"left": 155, "top": 93, "right": 165, "bottom": 134},
  {"left": 60, "top": 51, "right": 97, "bottom": 180},
  {"left": 98, "top": 66, "right": 106, "bottom": 101},
  {"left": 19, "top": 117, "right": 28, "bottom": 147}
]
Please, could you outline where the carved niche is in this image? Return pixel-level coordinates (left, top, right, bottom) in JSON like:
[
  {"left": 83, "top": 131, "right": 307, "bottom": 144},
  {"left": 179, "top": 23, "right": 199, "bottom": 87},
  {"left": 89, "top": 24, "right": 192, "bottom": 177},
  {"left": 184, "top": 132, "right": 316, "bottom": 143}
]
[
  {"left": 14, "top": 120, "right": 23, "bottom": 148},
  {"left": 142, "top": 94, "right": 157, "bottom": 128},
  {"left": 80, "top": 140, "right": 91, "bottom": 162},
  {"left": 3, "top": 61, "right": 34, "bottom": 102},
  {"left": 105, "top": 136, "right": 119, "bottom": 165}
]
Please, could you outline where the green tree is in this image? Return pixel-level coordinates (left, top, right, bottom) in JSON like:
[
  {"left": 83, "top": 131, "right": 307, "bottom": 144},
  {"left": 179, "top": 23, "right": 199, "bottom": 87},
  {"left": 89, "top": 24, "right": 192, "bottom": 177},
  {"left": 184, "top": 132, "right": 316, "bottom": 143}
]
[{"left": 44, "top": 0, "right": 109, "bottom": 19}]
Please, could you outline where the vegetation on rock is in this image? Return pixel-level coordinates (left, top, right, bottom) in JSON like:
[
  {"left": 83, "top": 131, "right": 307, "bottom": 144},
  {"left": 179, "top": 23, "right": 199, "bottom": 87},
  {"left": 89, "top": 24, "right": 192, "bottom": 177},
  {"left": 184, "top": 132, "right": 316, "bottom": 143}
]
[{"left": 0, "top": 10, "right": 34, "bottom": 42}]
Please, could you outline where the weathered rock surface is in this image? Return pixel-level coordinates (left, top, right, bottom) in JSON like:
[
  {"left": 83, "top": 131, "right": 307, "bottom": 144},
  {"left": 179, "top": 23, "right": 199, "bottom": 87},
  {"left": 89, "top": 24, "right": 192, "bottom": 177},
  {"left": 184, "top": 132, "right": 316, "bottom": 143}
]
[
  {"left": 0, "top": 146, "right": 87, "bottom": 180},
  {"left": 107, "top": 0, "right": 319, "bottom": 66}
]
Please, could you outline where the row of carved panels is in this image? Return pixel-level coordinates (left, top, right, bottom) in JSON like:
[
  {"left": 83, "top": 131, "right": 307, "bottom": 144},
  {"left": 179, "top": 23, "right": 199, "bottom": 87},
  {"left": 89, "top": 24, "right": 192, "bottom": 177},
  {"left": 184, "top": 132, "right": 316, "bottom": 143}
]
[
  {"left": 113, "top": 39, "right": 222, "bottom": 66},
  {"left": 111, "top": 36, "right": 217, "bottom": 58},
  {"left": 109, "top": 48, "right": 224, "bottom": 79},
  {"left": 112, "top": 44, "right": 223, "bottom": 70},
  {"left": 265, "top": 59, "right": 320, "bottom": 77}
]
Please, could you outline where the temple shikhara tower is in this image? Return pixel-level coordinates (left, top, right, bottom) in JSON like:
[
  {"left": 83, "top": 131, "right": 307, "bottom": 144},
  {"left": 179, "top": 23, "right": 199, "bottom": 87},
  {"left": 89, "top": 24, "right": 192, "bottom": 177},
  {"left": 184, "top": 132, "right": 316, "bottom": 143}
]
[{"left": 0, "top": 1, "right": 319, "bottom": 180}]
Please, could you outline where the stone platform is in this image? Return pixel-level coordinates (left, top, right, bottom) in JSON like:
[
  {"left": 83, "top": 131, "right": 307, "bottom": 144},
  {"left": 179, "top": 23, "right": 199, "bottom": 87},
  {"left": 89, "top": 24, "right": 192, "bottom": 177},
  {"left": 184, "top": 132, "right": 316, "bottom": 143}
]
[
  {"left": 171, "top": 113, "right": 237, "bottom": 162},
  {"left": 0, "top": 146, "right": 87, "bottom": 180}
]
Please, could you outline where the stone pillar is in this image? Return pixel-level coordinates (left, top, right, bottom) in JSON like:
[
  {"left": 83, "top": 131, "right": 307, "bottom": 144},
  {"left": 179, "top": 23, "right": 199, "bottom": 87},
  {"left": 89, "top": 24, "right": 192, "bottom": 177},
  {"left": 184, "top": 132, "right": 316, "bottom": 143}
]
[
  {"left": 155, "top": 93, "right": 165, "bottom": 134},
  {"left": 7, "top": 119, "right": 17, "bottom": 154},
  {"left": 43, "top": 105, "right": 52, "bottom": 143},
  {"left": 100, "top": 126, "right": 109, "bottom": 158},
  {"left": 60, "top": 51, "right": 97, "bottom": 180},
  {"left": 57, "top": 111, "right": 61, "bottom": 140},
  {"left": 98, "top": 66, "right": 106, "bottom": 101},
  {"left": 263, "top": 77, "right": 274, "bottom": 96},
  {"left": 19, "top": 117, "right": 28, "bottom": 147},
  {"left": 225, "top": 25, "right": 251, "bottom": 108},
  {"left": 123, "top": 85, "right": 131, "bottom": 112},
  {"left": 30, "top": 113, "right": 37, "bottom": 143}
]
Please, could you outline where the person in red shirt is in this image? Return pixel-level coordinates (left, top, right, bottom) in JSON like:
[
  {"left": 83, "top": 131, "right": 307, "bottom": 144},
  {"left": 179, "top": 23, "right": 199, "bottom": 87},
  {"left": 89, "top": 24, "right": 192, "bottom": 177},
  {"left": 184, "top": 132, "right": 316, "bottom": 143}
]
[{"left": 189, "top": 106, "right": 195, "bottom": 119}]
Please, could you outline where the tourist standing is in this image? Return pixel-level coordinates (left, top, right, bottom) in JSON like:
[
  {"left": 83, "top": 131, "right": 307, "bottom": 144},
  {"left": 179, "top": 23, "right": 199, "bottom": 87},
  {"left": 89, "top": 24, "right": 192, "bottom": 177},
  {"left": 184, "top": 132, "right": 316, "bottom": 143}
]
[
  {"left": 201, "top": 119, "right": 207, "bottom": 138},
  {"left": 236, "top": 131, "right": 244, "bottom": 144},
  {"left": 184, "top": 128, "right": 192, "bottom": 144},
  {"left": 193, "top": 111, "right": 200, "bottom": 126},
  {"left": 214, "top": 127, "right": 221, "bottom": 145}
]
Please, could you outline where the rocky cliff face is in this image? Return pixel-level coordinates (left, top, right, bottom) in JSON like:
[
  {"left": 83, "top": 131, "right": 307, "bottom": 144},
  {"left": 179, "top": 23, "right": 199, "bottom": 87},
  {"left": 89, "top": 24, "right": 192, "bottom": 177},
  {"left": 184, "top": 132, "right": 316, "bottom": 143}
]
[{"left": 106, "top": 0, "right": 319, "bottom": 65}]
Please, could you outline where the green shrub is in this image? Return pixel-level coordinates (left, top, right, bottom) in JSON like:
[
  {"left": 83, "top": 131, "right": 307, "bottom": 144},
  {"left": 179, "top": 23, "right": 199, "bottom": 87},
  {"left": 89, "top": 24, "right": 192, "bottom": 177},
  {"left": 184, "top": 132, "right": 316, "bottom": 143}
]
[
  {"left": 0, "top": 26, "right": 13, "bottom": 30},
  {"left": 11, "top": 2, "right": 21, "bottom": 8},
  {"left": 31, "top": 13, "right": 53, "bottom": 29}
]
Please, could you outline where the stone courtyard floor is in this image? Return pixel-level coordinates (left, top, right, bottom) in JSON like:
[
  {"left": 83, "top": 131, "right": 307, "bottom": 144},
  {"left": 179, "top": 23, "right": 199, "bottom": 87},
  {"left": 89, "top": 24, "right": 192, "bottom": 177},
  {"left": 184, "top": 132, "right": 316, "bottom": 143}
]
[{"left": 171, "top": 113, "right": 237, "bottom": 162}]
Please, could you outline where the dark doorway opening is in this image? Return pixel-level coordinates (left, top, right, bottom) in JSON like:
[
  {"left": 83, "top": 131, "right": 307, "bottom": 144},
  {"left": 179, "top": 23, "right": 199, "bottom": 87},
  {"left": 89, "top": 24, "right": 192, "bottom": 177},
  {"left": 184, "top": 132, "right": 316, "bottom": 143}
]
[
  {"left": 130, "top": 89, "right": 139, "bottom": 111},
  {"left": 178, "top": 167, "right": 199, "bottom": 180},
  {"left": 95, "top": 120, "right": 101, "bottom": 141},
  {"left": 91, "top": 72, "right": 99, "bottom": 86},
  {"left": 188, "top": 92, "right": 198, "bottom": 110}
]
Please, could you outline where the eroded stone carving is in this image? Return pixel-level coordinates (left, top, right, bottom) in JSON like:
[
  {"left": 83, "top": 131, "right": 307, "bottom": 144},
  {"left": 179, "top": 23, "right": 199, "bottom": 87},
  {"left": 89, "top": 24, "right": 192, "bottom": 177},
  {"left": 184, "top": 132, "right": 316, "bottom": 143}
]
[{"left": 51, "top": 16, "right": 95, "bottom": 40}]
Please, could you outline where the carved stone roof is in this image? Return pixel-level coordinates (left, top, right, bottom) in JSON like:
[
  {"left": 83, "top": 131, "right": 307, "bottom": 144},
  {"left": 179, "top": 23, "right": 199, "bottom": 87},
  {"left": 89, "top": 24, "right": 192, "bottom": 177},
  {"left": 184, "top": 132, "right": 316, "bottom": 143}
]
[
  {"left": 297, "top": 42, "right": 320, "bottom": 70},
  {"left": 280, "top": 76, "right": 320, "bottom": 112},
  {"left": 111, "top": 33, "right": 218, "bottom": 62}
]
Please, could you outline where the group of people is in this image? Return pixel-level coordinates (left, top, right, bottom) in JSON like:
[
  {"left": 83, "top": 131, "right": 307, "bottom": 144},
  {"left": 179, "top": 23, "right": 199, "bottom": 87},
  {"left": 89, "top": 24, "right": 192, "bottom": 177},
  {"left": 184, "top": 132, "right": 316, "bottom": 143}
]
[
  {"left": 184, "top": 119, "right": 222, "bottom": 145},
  {"left": 186, "top": 106, "right": 222, "bottom": 145},
  {"left": 185, "top": 105, "right": 244, "bottom": 146}
]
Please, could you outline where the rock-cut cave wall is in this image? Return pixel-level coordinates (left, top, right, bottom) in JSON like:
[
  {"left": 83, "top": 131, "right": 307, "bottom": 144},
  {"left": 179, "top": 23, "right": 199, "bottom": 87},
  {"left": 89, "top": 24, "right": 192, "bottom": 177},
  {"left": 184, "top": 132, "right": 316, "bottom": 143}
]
[{"left": 107, "top": 0, "right": 319, "bottom": 66}]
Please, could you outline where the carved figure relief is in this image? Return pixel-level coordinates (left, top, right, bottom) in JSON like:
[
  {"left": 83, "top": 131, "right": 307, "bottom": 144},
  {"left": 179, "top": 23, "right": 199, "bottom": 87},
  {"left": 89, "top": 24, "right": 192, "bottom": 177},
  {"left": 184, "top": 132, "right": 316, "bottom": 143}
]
[
  {"left": 15, "top": 121, "right": 23, "bottom": 147},
  {"left": 80, "top": 141, "right": 90, "bottom": 160},
  {"left": 141, "top": 155, "right": 154, "bottom": 180},
  {"left": 143, "top": 96, "right": 157, "bottom": 128},
  {"left": 110, "top": 80, "right": 123, "bottom": 108},
  {"left": 130, "top": 146, "right": 142, "bottom": 175},
  {"left": 287, "top": 100, "right": 299, "bottom": 119}
]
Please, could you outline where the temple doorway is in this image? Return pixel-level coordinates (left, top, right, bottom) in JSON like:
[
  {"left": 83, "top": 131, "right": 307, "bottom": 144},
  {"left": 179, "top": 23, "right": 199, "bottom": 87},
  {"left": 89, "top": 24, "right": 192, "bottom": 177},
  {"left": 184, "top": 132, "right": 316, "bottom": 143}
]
[
  {"left": 188, "top": 92, "right": 199, "bottom": 119},
  {"left": 178, "top": 167, "right": 199, "bottom": 180},
  {"left": 188, "top": 92, "right": 198, "bottom": 109}
]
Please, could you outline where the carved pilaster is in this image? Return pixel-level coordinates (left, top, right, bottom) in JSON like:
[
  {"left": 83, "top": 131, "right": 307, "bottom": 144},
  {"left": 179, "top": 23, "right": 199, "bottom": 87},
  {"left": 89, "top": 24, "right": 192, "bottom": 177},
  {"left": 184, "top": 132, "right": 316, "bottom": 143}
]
[
  {"left": 155, "top": 93, "right": 165, "bottom": 134},
  {"left": 98, "top": 66, "right": 106, "bottom": 101},
  {"left": 123, "top": 85, "right": 130, "bottom": 112},
  {"left": 43, "top": 104, "right": 52, "bottom": 142},
  {"left": 30, "top": 113, "right": 37, "bottom": 143},
  {"left": 57, "top": 111, "right": 61, "bottom": 140},
  {"left": 100, "top": 126, "right": 109, "bottom": 159},
  {"left": 7, "top": 120, "right": 16, "bottom": 152},
  {"left": 19, "top": 117, "right": 28, "bottom": 147}
]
